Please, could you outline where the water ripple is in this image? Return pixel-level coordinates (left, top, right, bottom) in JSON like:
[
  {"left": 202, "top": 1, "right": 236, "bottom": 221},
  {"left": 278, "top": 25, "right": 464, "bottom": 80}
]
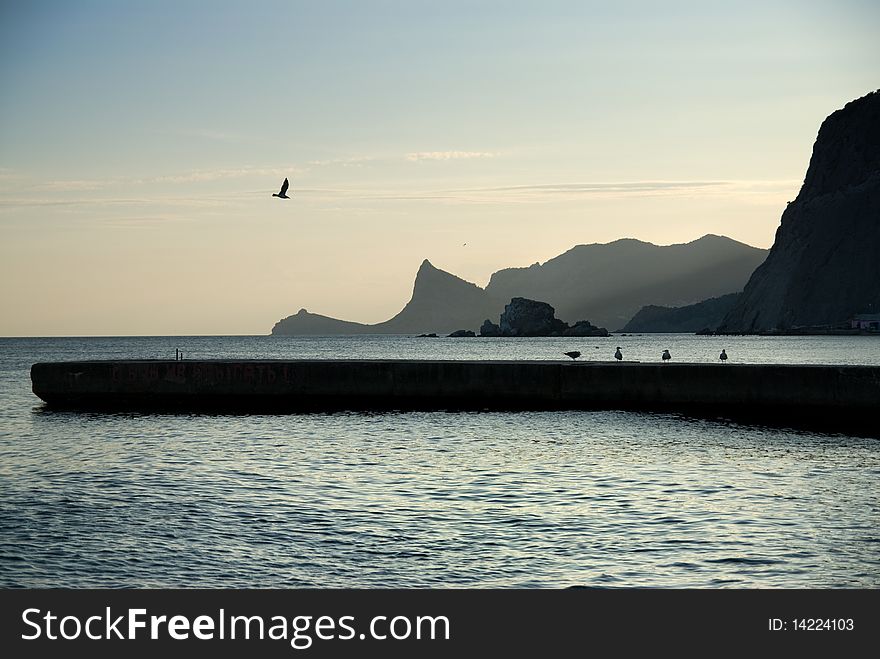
[{"left": 1, "top": 337, "right": 879, "bottom": 587}]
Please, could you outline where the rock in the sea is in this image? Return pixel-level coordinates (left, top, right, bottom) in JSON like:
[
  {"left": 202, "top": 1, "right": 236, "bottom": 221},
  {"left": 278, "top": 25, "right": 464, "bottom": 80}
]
[
  {"left": 562, "top": 320, "right": 610, "bottom": 337},
  {"left": 448, "top": 329, "right": 476, "bottom": 337},
  {"left": 480, "top": 319, "right": 502, "bottom": 337},
  {"left": 480, "top": 299, "right": 609, "bottom": 337},
  {"left": 499, "top": 298, "right": 569, "bottom": 336}
]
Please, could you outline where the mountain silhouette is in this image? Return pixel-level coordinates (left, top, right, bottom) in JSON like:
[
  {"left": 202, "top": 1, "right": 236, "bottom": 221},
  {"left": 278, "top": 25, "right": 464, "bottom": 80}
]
[
  {"left": 369, "top": 260, "right": 499, "bottom": 334},
  {"left": 621, "top": 293, "right": 741, "bottom": 333},
  {"left": 270, "top": 309, "right": 373, "bottom": 335},
  {"left": 272, "top": 260, "right": 498, "bottom": 336},
  {"left": 485, "top": 235, "right": 766, "bottom": 330},
  {"left": 271, "top": 235, "right": 766, "bottom": 335},
  {"left": 720, "top": 91, "right": 880, "bottom": 332}
]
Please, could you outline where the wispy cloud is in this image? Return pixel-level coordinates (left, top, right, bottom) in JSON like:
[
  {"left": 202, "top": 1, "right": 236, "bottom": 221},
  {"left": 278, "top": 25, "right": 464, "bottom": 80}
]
[
  {"left": 37, "top": 179, "right": 125, "bottom": 192},
  {"left": 307, "top": 156, "right": 374, "bottom": 168},
  {"left": 0, "top": 166, "right": 302, "bottom": 195},
  {"left": 93, "top": 214, "right": 201, "bottom": 229},
  {"left": 0, "top": 176, "right": 801, "bottom": 212},
  {"left": 443, "top": 179, "right": 800, "bottom": 203},
  {"left": 150, "top": 166, "right": 302, "bottom": 184},
  {"left": 0, "top": 195, "right": 242, "bottom": 212},
  {"left": 406, "top": 151, "right": 497, "bottom": 162},
  {"left": 304, "top": 180, "right": 799, "bottom": 204},
  {"left": 464, "top": 181, "right": 727, "bottom": 194}
]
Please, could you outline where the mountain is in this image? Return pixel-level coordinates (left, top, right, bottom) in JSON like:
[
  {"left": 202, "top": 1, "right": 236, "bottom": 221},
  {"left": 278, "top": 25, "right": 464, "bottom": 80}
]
[
  {"left": 485, "top": 235, "right": 766, "bottom": 330},
  {"left": 271, "top": 235, "right": 766, "bottom": 335},
  {"left": 370, "top": 260, "right": 499, "bottom": 334},
  {"left": 720, "top": 91, "right": 880, "bottom": 332},
  {"left": 272, "top": 260, "right": 499, "bottom": 336},
  {"left": 270, "top": 309, "right": 374, "bottom": 335},
  {"left": 621, "top": 293, "right": 741, "bottom": 333}
]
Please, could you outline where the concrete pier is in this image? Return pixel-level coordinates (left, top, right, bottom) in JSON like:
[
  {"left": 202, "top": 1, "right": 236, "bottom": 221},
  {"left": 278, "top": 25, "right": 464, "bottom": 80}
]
[{"left": 30, "top": 359, "right": 880, "bottom": 433}]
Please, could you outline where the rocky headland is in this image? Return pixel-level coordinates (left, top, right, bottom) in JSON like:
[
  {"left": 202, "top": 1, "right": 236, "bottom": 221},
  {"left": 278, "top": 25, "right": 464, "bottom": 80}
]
[
  {"left": 621, "top": 293, "right": 740, "bottom": 333},
  {"left": 719, "top": 90, "right": 880, "bottom": 332}
]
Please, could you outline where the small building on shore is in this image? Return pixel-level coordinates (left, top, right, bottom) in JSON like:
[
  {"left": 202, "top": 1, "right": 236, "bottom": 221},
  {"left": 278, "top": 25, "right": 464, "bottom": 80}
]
[{"left": 851, "top": 313, "right": 880, "bottom": 331}]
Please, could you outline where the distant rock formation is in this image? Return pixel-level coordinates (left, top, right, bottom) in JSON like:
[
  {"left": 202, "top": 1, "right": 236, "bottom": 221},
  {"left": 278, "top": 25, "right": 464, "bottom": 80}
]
[
  {"left": 272, "top": 235, "right": 766, "bottom": 336},
  {"left": 486, "top": 234, "right": 767, "bottom": 331},
  {"left": 272, "top": 260, "right": 500, "bottom": 336},
  {"left": 447, "top": 329, "right": 476, "bottom": 337},
  {"left": 563, "top": 320, "right": 611, "bottom": 337},
  {"left": 480, "top": 319, "right": 502, "bottom": 337},
  {"left": 622, "top": 293, "right": 741, "bottom": 333},
  {"left": 270, "top": 309, "right": 374, "bottom": 336},
  {"left": 720, "top": 91, "right": 880, "bottom": 332},
  {"left": 369, "top": 260, "right": 499, "bottom": 334},
  {"left": 499, "top": 298, "right": 568, "bottom": 336},
  {"left": 484, "top": 297, "right": 609, "bottom": 337}
]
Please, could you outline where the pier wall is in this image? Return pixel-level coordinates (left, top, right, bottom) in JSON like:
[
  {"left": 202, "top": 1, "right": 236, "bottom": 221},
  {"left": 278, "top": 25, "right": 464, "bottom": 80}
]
[{"left": 30, "top": 360, "right": 880, "bottom": 431}]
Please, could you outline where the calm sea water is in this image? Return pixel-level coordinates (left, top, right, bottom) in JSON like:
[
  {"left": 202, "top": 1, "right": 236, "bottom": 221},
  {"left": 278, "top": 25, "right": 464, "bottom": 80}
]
[{"left": 1, "top": 335, "right": 878, "bottom": 588}]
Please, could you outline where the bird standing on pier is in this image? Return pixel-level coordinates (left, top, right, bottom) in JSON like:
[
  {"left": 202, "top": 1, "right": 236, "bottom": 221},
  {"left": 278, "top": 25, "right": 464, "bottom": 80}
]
[
  {"left": 564, "top": 351, "right": 581, "bottom": 360},
  {"left": 720, "top": 349, "right": 728, "bottom": 362},
  {"left": 614, "top": 347, "right": 623, "bottom": 361},
  {"left": 662, "top": 349, "right": 671, "bottom": 362},
  {"left": 272, "top": 178, "right": 290, "bottom": 199}
]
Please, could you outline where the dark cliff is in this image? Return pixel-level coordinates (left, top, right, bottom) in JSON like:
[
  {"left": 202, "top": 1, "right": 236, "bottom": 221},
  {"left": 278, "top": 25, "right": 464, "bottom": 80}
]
[{"left": 720, "top": 91, "right": 880, "bottom": 332}]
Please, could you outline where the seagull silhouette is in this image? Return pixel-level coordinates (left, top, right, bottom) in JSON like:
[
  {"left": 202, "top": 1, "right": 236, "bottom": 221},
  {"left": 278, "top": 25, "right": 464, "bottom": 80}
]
[
  {"left": 614, "top": 347, "right": 623, "bottom": 361},
  {"left": 662, "top": 349, "right": 671, "bottom": 362},
  {"left": 273, "top": 178, "right": 290, "bottom": 199},
  {"left": 564, "top": 351, "right": 581, "bottom": 360}
]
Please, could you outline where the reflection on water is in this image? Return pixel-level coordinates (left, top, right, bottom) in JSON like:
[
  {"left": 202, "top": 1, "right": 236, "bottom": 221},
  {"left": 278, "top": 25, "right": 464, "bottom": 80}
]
[
  {"left": 0, "top": 336, "right": 878, "bottom": 587},
  {"left": 4, "top": 333, "right": 880, "bottom": 366}
]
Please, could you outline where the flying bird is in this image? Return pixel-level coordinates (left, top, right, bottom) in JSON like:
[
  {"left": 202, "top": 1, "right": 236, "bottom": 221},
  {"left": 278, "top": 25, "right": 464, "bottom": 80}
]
[
  {"left": 720, "top": 349, "right": 728, "bottom": 362},
  {"left": 273, "top": 178, "right": 290, "bottom": 199},
  {"left": 662, "top": 349, "right": 671, "bottom": 362},
  {"left": 614, "top": 347, "right": 623, "bottom": 361},
  {"left": 564, "top": 351, "right": 581, "bottom": 360}
]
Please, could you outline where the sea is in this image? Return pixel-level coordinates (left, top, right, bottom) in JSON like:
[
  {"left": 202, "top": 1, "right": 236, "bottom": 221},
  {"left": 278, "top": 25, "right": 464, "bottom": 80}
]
[{"left": 0, "top": 334, "right": 878, "bottom": 588}]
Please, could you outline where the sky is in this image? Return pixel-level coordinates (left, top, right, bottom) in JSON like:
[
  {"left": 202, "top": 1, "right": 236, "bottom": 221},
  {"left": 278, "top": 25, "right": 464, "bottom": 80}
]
[{"left": 1, "top": 0, "right": 878, "bottom": 336}]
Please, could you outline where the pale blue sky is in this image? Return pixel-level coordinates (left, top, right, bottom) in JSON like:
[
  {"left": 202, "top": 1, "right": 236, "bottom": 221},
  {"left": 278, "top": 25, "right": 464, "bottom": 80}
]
[{"left": 1, "top": 1, "right": 878, "bottom": 335}]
